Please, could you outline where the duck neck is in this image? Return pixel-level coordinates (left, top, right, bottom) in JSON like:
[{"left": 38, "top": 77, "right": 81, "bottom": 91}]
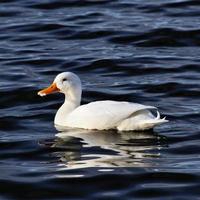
[{"left": 54, "top": 90, "right": 81, "bottom": 126}]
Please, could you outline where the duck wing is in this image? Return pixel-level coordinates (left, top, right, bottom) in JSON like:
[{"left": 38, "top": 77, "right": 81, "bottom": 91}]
[{"left": 65, "top": 100, "right": 156, "bottom": 130}]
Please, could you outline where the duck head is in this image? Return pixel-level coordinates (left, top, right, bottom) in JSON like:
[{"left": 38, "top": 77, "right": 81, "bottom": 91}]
[{"left": 38, "top": 72, "right": 82, "bottom": 103}]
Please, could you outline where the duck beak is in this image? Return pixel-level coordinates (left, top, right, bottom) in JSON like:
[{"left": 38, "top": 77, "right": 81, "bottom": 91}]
[{"left": 38, "top": 83, "right": 60, "bottom": 96}]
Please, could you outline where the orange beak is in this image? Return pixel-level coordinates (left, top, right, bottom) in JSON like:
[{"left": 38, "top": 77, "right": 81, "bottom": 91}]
[{"left": 37, "top": 82, "right": 60, "bottom": 96}]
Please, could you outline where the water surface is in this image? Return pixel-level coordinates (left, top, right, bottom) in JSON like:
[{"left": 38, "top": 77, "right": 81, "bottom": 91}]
[{"left": 0, "top": 0, "right": 200, "bottom": 199}]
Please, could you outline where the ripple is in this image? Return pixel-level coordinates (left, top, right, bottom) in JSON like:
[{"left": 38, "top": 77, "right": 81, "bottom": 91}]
[
  {"left": 0, "top": 0, "right": 200, "bottom": 199},
  {"left": 28, "top": 0, "right": 115, "bottom": 9},
  {"left": 110, "top": 28, "right": 200, "bottom": 47}
]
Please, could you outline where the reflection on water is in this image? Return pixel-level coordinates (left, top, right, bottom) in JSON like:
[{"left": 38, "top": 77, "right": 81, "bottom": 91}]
[{"left": 43, "top": 127, "right": 168, "bottom": 169}]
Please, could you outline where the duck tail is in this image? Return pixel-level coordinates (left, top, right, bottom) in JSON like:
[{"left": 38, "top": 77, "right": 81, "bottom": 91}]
[
  {"left": 140, "top": 111, "right": 168, "bottom": 130},
  {"left": 117, "top": 109, "right": 168, "bottom": 131}
]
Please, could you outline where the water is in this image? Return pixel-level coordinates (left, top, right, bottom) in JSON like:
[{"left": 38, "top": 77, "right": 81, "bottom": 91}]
[{"left": 0, "top": 0, "right": 200, "bottom": 199}]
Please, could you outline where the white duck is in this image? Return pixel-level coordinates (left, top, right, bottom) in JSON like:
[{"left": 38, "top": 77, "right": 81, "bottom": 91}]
[{"left": 38, "top": 72, "right": 168, "bottom": 131}]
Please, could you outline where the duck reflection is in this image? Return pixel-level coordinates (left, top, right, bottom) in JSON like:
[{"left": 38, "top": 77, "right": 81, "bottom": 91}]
[{"left": 50, "top": 126, "right": 167, "bottom": 169}]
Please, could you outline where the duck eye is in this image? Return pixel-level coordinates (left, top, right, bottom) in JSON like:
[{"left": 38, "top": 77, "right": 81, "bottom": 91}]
[{"left": 63, "top": 78, "right": 67, "bottom": 82}]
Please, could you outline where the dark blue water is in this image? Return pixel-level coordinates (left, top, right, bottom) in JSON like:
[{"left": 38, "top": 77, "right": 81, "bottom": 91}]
[{"left": 0, "top": 0, "right": 200, "bottom": 199}]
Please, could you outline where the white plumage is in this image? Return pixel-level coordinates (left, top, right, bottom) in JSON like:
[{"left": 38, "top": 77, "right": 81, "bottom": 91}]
[{"left": 38, "top": 72, "right": 168, "bottom": 131}]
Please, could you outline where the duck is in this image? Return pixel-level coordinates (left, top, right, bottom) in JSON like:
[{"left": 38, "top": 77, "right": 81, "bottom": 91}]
[{"left": 38, "top": 72, "right": 168, "bottom": 131}]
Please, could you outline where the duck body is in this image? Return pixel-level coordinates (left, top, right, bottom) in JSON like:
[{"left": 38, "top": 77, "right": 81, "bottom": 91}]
[
  {"left": 38, "top": 72, "right": 168, "bottom": 131},
  {"left": 57, "top": 100, "right": 166, "bottom": 131}
]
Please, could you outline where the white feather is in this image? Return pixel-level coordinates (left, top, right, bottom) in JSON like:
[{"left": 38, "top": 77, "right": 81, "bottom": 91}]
[
  {"left": 65, "top": 101, "right": 157, "bottom": 130},
  {"left": 38, "top": 72, "right": 168, "bottom": 131}
]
